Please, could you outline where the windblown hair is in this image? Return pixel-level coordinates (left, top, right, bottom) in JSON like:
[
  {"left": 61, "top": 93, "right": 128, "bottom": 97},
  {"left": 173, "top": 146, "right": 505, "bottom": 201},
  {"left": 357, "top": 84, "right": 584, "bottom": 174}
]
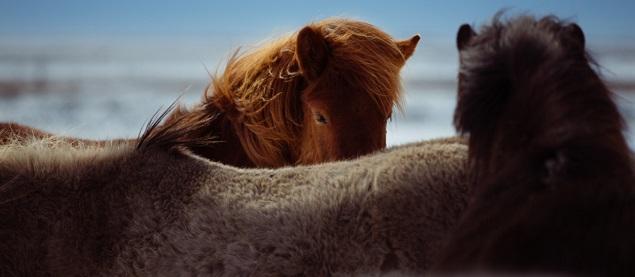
[
  {"left": 1, "top": 18, "right": 412, "bottom": 168},
  {"left": 199, "top": 18, "right": 407, "bottom": 166},
  {"left": 0, "top": 123, "right": 54, "bottom": 146},
  {"left": 437, "top": 14, "right": 635, "bottom": 275},
  {"left": 0, "top": 138, "right": 131, "bottom": 185},
  {"left": 136, "top": 101, "right": 220, "bottom": 152}
]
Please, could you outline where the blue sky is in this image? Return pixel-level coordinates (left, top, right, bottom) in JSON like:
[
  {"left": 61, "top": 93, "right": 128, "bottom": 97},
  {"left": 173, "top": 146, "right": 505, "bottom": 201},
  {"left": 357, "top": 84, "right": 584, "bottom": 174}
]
[{"left": 1, "top": 0, "right": 634, "bottom": 39}]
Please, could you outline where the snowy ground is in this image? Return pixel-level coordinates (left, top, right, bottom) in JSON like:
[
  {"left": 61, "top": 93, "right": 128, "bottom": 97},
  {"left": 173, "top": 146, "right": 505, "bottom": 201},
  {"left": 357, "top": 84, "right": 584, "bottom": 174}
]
[{"left": 0, "top": 37, "right": 633, "bottom": 149}]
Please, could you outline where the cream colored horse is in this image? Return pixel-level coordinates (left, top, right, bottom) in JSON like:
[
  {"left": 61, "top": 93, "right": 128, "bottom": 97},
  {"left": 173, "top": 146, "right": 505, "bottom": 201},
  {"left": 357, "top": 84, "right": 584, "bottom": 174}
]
[{"left": 0, "top": 126, "right": 467, "bottom": 276}]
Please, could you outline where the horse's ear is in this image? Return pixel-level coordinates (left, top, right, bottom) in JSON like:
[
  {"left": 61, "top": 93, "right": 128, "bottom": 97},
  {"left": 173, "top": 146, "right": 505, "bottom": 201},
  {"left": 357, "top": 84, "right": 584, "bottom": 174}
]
[
  {"left": 296, "top": 26, "right": 330, "bottom": 82},
  {"left": 565, "top": 23, "right": 585, "bottom": 50},
  {"left": 457, "top": 24, "right": 476, "bottom": 51},
  {"left": 396, "top": 34, "right": 421, "bottom": 60}
]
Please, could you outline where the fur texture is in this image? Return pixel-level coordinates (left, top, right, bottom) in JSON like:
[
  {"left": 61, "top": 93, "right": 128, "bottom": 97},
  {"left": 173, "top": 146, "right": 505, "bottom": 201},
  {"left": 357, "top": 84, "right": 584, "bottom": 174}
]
[
  {"left": 435, "top": 14, "right": 635, "bottom": 275},
  {"left": 0, "top": 134, "right": 468, "bottom": 276},
  {"left": 0, "top": 122, "right": 129, "bottom": 147}
]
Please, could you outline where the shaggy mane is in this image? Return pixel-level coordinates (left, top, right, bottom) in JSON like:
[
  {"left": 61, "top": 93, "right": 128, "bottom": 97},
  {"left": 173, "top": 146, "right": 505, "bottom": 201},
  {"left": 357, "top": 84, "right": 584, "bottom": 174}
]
[
  {"left": 438, "top": 14, "right": 635, "bottom": 275},
  {"left": 454, "top": 14, "right": 625, "bottom": 176},
  {"left": 0, "top": 17, "right": 412, "bottom": 190},
  {"left": 136, "top": 100, "right": 219, "bottom": 152},
  {"left": 204, "top": 18, "right": 407, "bottom": 166}
]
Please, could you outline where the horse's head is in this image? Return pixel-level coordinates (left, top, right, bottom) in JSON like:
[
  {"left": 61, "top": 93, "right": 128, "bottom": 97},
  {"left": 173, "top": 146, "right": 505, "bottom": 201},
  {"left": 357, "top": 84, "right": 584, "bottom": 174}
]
[
  {"left": 206, "top": 18, "right": 418, "bottom": 167},
  {"left": 294, "top": 19, "right": 419, "bottom": 164},
  {"left": 453, "top": 15, "right": 595, "bottom": 173},
  {"left": 436, "top": 15, "right": 635, "bottom": 274}
]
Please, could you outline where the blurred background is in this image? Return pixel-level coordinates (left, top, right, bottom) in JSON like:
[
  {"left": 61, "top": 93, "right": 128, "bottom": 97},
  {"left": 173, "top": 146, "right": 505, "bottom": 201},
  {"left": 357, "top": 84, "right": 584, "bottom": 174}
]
[{"left": 1, "top": 0, "right": 634, "bottom": 148}]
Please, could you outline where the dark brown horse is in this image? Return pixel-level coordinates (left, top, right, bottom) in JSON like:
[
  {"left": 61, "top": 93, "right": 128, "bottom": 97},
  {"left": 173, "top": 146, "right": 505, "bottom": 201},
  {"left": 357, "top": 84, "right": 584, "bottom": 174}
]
[
  {"left": 435, "top": 15, "right": 635, "bottom": 275},
  {"left": 1, "top": 18, "right": 419, "bottom": 168}
]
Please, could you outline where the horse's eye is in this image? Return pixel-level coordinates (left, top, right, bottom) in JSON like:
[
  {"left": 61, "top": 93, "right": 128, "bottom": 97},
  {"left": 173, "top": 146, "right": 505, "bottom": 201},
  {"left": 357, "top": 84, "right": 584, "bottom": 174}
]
[{"left": 314, "top": 113, "right": 328, "bottom": 125}]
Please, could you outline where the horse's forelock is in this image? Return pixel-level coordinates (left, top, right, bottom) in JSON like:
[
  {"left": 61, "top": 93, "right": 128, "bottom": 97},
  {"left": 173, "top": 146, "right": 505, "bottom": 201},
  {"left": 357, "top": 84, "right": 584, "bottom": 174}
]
[{"left": 318, "top": 19, "right": 405, "bottom": 117}]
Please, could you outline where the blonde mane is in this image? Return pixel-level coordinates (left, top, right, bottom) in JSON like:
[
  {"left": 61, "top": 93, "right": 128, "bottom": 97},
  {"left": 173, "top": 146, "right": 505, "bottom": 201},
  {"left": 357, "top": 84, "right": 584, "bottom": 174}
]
[
  {"left": 0, "top": 137, "right": 133, "bottom": 203},
  {"left": 207, "top": 18, "right": 407, "bottom": 166}
]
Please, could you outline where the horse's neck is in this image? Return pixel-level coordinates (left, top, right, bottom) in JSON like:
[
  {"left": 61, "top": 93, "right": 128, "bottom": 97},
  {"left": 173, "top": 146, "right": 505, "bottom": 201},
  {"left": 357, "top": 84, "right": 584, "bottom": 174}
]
[{"left": 175, "top": 103, "right": 254, "bottom": 167}]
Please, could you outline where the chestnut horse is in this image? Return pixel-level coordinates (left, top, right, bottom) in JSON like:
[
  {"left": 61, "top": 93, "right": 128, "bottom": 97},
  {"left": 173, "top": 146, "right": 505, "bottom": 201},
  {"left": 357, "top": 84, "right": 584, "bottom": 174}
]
[
  {"left": 435, "top": 15, "right": 635, "bottom": 275},
  {"left": 164, "top": 18, "right": 419, "bottom": 167},
  {"left": 0, "top": 18, "right": 420, "bottom": 168}
]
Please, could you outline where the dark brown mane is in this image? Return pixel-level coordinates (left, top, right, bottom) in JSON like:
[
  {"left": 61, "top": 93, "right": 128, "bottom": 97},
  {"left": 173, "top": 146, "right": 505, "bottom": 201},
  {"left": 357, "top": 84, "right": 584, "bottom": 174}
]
[
  {"left": 437, "top": 14, "right": 635, "bottom": 275},
  {"left": 455, "top": 14, "right": 625, "bottom": 179},
  {"left": 136, "top": 100, "right": 219, "bottom": 152}
]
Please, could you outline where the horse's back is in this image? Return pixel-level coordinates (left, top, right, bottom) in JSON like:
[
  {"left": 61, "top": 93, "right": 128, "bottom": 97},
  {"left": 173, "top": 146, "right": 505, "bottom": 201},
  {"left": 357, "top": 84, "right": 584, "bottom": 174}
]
[
  {"left": 0, "top": 142, "right": 154, "bottom": 275},
  {"left": 0, "top": 122, "right": 53, "bottom": 145},
  {"left": 144, "top": 138, "right": 469, "bottom": 275},
  {"left": 0, "top": 137, "right": 470, "bottom": 275}
]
